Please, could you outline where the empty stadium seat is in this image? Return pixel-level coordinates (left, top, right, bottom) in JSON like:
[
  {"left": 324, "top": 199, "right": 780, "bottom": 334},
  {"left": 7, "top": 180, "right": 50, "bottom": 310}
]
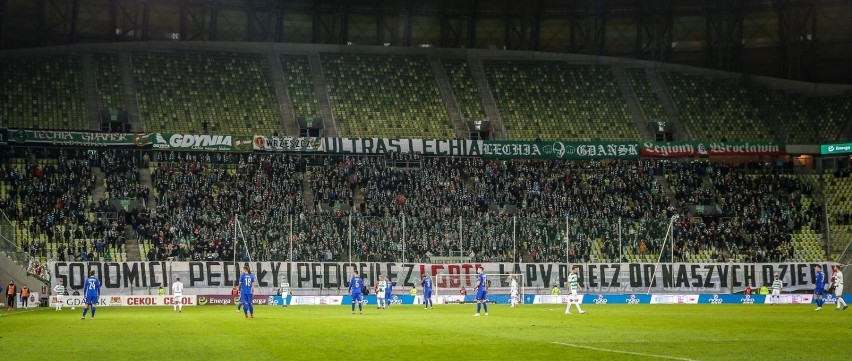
[
  {"left": 625, "top": 68, "right": 667, "bottom": 121},
  {"left": 281, "top": 55, "right": 320, "bottom": 119},
  {"left": 133, "top": 52, "right": 280, "bottom": 135},
  {"left": 662, "top": 72, "right": 772, "bottom": 141},
  {"left": 442, "top": 59, "right": 487, "bottom": 120},
  {"left": 0, "top": 55, "right": 87, "bottom": 130},
  {"left": 93, "top": 53, "right": 125, "bottom": 113},
  {"left": 321, "top": 53, "right": 454, "bottom": 139},
  {"left": 484, "top": 60, "right": 640, "bottom": 141}
]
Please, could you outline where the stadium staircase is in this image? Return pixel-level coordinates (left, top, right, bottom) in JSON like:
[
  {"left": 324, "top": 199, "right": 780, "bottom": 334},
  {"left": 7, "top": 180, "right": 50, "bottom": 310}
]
[
  {"left": 118, "top": 52, "right": 143, "bottom": 131},
  {"left": 80, "top": 53, "right": 102, "bottom": 131},
  {"left": 308, "top": 53, "right": 339, "bottom": 136},
  {"left": 428, "top": 55, "right": 468, "bottom": 138},
  {"left": 0, "top": 211, "right": 48, "bottom": 290},
  {"left": 744, "top": 82, "right": 787, "bottom": 142},
  {"left": 655, "top": 175, "right": 678, "bottom": 208},
  {"left": 467, "top": 56, "right": 507, "bottom": 139},
  {"left": 818, "top": 173, "right": 852, "bottom": 261},
  {"left": 302, "top": 171, "right": 315, "bottom": 213},
  {"left": 138, "top": 168, "right": 155, "bottom": 209},
  {"left": 789, "top": 195, "right": 827, "bottom": 262},
  {"left": 91, "top": 168, "right": 106, "bottom": 203},
  {"left": 266, "top": 52, "right": 299, "bottom": 137},
  {"left": 612, "top": 66, "right": 654, "bottom": 140},
  {"left": 352, "top": 186, "right": 365, "bottom": 214},
  {"left": 124, "top": 226, "right": 141, "bottom": 261},
  {"left": 646, "top": 70, "right": 690, "bottom": 140},
  {"left": 0, "top": 251, "right": 47, "bottom": 291}
]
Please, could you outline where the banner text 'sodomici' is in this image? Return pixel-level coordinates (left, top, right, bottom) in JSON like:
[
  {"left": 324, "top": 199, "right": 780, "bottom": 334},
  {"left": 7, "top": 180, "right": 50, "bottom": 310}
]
[{"left": 49, "top": 261, "right": 834, "bottom": 295}]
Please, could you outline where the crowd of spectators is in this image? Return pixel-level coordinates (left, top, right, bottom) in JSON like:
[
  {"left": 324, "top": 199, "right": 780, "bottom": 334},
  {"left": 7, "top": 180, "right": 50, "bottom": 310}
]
[
  {"left": 656, "top": 161, "right": 821, "bottom": 262},
  {"left": 0, "top": 149, "right": 127, "bottom": 262},
  {"left": 135, "top": 152, "right": 304, "bottom": 262},
  {"left": 667, "top": 161, "right": 715, "bottom": 204},
  {"left": 100, "top": 149, "right": 149, "bottom": 201},
  {"left": 309, "top": 156, "right": 358, "bottom": 210},
  {"left": 0, "top": 150, "right": 828, "bottom": 265},
  {"left": 278, "top": 157, "right": 673, "bottom": 263}
]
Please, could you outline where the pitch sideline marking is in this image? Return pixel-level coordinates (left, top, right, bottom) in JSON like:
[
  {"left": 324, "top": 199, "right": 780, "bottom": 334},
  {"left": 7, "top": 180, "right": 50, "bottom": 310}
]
[{"left": 551, "top": 341, "right": 698, "bottom": 361}]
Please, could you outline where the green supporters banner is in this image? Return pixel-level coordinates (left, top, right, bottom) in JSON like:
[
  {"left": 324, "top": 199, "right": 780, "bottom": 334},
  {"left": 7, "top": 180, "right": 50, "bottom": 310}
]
[
  {"left": 0, "top": 128, "right": 7, "bottom": 145},
  {"left": 7, "top": 129, "right": 141, "bottom": 147},
  {"left": 481, "top": 141, "right": 640, "bottom": 159},
  {"left": 152, "top": 133, "right": 253, "bottom": 152},
  {"left": 639, "top": 141, "right": 786, "bottom": 157}
]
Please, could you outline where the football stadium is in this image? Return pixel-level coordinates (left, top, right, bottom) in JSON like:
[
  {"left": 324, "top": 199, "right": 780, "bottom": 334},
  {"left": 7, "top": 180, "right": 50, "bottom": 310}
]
[{"left": 0, "top": 0, "right": 851, "bottom": 359}]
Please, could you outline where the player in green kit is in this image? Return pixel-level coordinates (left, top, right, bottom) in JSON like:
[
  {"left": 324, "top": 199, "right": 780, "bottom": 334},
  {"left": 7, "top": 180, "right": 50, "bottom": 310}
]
[
  {"left": 770, "top": 275, "right": 783, "bottom": 305},
  {"left": 376, "top": 275, "right": 388, "bottom": 309},
  {"left": 279, "top": 278, "right": 290, "bottom": 307},
  {"left": 53, "top": 280, "right": 66, "bottom": 311},
  {"left": 565, "top": 266, "right": 586, "bottom": 314}
]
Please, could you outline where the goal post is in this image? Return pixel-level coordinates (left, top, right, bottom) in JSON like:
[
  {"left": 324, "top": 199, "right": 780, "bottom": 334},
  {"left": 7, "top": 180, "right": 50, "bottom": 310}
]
[{"left": 434, "top": 273, "right": 525, "bottom": 305}]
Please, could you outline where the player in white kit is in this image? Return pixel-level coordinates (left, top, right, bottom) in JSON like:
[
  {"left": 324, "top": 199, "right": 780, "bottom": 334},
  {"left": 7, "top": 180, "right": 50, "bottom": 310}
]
[
  {"left": 831, "top": 265, "right": 847, "bottom": 311},
  {"left": 279, "top": 279, "right": 290, "bottom": 307},
  {"left": 172, "top": 277, "right": 184, "bottom": 313},
  {"left": 53, "top": 280, "right": 66, "bottom": 311},
  {"left": 376, "top": 275, "right": 388, "bottom": 309},
  {"left": 565, "top": 266, "right": 586, "bottom": 315},
  {"left": 770, "top": 275, "right": 783, "bottom": 305},
  {"left": 510, "top": 276, "right": 519, "bottom": 307}
]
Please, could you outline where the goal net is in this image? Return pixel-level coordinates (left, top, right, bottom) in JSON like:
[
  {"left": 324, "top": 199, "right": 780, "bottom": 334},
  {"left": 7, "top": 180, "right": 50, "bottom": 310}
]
[{"left": 434, "top": 274, "right": 524, "bottom": 305}]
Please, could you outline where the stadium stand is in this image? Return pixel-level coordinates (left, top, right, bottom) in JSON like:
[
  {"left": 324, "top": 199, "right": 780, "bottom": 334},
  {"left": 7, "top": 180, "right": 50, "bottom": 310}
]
[
  {"left": 0, "top": 55, "right": 88, "bottom": 130},
  {"left": 0, "top": 150, "right": 127, "bottom": 263},
  {"left": 140, "top": 152, "right": 305, "bottom": 261},
  {"left": 0, "top": 48, "right": 846, "bottom": 266},
  {"left": 483, "top": 60, "right": 640, "bottom": 141},
  {"left": 662, "top": 72, "right": 773, "bottom": 141},
  {"left": 811, "top": 92, "right": 852, "bottom": 143},
  {"left": 0, "top": 149, "right": 826, "bottom": 265},
  {"left": 753, "top": 90, "right": 815, "bottom": 144},
  {"left": 280, "top": 55, "right": 320, "bottom": 119},
  {"left": 817, "top": 169, "right": 852, "bottom": 256},
  {"left": 100, "top": 149, "right": 147, "bottom": 201},
  {"left": 748, "top": 86, "right": 851, "bottom": 144},
  {"left": 442, "top": 59, "right": 487, "bottom": 121},
  {"left": 307, "top": 156, "right": 357, "bottom": 211},
  {"left": 133, "top": 52, "right": 280, "bottom": 135},
  {"left": 665, "top": 161, "right": 716, "bottom": 205},
  {"left": 624, "top": 68, "right": 667, "bottom": 121},
  {"left": 328, "top": 157, "right": 672, "bottom": 263},
  {"left": 320, "top": 53, "right": 454, "bottom": 139},
  {"left": 667, "top": 163, "right": 820, "bottom": 263},
  {"left": 93, "top": 53, "right": 125, "bottom": 113},
  {"left": 126, "top": 153, "right": 834, "bottom": 264}
]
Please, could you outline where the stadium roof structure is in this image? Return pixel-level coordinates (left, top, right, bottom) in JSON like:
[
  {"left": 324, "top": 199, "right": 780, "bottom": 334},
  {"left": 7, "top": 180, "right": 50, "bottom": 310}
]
[{"left": 0, "top": 0, "right": 850, "bottom": 83}]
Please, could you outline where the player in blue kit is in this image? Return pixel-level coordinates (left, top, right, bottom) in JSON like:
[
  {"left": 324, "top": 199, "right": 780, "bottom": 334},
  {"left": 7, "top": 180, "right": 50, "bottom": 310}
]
[
  {"left": 421, "top": 274, "right": 433, "bottom": 309},
  {"left": 240, "top": 265, "right": 257, "bottom": 318},
  {"left": 814, "top": 265, "right": 825, "bottom": 311},
  {"left": 349, "top": 269, "right": 364, "bottom": 314},
  {"left": 473, "top": 266, "right": 488, "bottom": 316},
  {"left": 81, "top": 270, "right": 101, "bottom": 320},
  {"left": 385, "top": 276, "right": 393, "bottom": 308}
]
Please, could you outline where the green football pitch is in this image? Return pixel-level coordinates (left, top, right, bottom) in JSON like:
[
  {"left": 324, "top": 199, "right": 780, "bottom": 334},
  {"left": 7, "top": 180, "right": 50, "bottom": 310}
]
[{"left": 1, "top": 304, "right": 849, "bottom": 360}]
